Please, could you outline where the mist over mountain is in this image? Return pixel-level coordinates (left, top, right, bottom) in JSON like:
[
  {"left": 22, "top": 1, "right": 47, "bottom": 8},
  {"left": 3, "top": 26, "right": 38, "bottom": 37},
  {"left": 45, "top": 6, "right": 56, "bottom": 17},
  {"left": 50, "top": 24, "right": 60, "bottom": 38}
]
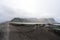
[
  {"left": 0, "top": 0, "right": 60, "bottom": 23},
  {"left": 10, "top": 18, "right": 57, "bottom": 24}
]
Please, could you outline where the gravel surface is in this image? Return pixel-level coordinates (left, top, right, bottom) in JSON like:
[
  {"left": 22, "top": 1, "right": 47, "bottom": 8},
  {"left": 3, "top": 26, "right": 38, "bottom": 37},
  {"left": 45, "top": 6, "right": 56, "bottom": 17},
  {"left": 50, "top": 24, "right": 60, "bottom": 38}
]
[{"left": 0, "top": 23, "right": 60, "bottom": 40}]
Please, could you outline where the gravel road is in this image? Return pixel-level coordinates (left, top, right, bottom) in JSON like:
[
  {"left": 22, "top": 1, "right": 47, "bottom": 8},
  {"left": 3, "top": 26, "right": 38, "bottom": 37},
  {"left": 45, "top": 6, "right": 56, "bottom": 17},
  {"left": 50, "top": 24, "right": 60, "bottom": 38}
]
[{"left": 0, "top": 23, "right": 60, "bottom": 40}]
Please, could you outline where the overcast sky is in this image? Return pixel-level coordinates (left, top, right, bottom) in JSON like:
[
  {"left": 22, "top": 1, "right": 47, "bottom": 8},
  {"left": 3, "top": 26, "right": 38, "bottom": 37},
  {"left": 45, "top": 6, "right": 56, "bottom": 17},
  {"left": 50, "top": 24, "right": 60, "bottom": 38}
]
[{"left": 0, "top": 0, "right": 60, "bottom": 22}]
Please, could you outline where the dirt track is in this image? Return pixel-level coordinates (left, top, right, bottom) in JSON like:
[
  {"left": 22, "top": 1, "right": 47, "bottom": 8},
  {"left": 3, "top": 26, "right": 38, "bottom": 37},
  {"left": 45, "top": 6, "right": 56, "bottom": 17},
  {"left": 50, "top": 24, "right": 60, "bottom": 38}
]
[
  {"left": 9, "top": 24, "right": 60, "bottom": 40},
  {"left": 0, "top": 23, "right": 60, "bottom": 40}
]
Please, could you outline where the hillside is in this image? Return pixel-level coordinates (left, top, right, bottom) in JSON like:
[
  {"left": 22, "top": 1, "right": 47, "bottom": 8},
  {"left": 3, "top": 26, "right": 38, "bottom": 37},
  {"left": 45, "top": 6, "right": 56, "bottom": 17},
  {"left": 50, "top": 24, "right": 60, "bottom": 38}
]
[
  {"left": 11, "top": 18, "right": 57, "bottom": 24},
  {"left": 0, "top": 18, "right": 60, "bottom": 40}
]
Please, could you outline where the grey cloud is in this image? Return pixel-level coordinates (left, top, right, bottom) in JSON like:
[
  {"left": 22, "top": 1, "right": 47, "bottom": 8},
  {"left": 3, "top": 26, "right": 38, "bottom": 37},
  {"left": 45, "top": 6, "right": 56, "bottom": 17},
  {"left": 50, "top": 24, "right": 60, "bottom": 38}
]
[{"left": 0, "top": 0, "right": 60, "bottom": 22}]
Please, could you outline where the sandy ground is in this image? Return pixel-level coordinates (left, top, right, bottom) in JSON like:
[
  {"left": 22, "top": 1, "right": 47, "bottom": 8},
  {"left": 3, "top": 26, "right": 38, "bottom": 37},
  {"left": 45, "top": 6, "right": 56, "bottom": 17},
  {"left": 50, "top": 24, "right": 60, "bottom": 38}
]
[{"left": 0, "top": 23, "right": 60, "bottom": 40}]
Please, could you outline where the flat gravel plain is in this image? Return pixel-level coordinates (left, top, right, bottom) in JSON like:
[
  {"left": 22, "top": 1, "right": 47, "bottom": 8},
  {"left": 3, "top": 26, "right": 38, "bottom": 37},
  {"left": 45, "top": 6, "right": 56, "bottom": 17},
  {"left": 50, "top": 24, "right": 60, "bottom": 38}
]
[{"left": 0, "top": 23, "right": 60, "bottom": 40}]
